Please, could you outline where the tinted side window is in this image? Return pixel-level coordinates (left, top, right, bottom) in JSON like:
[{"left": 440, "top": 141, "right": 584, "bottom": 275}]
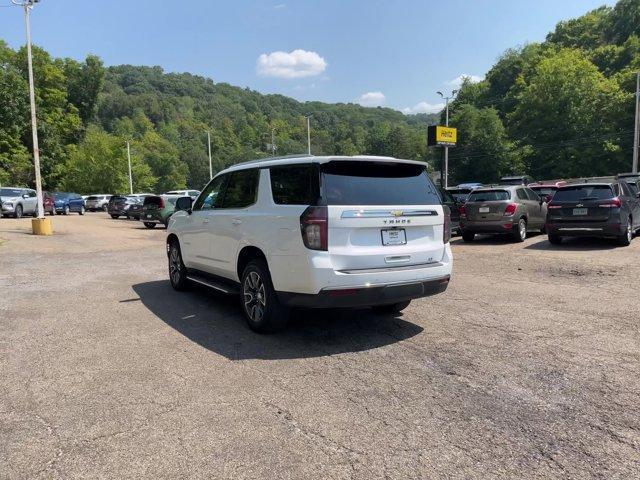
[
  {"left": 29, "top": 190, "right": 37, "bottom": 198},
  {"left": 620, "top": 182, "right": 632, "bottom": 197},
  {"left": 193, "top": 175, "right": 227, "bottom": 211},
  {"left": 219, "top": 169, "right": 259, "bottom": 209},
  {"left": 525, "top": 188, "right": 539, "bottom": 201},
  {"left": 270, "top": 165, "right": 319, "bottom": 205},
  {"left": 516, "top": 189, "right": 527, "bottom": 200}
]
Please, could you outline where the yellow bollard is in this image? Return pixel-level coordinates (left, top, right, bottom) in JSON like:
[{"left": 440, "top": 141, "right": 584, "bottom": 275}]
[{"left": 31, "top": 217, "right": 53, "bottom": 236}]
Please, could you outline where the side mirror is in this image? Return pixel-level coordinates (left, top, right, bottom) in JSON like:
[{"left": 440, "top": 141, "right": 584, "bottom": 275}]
[
  {"left": 175, "top": 196, "right": 193, "bottom": 213},
  {"left": 22, "top": 194, "right": 30, "bottom": 199}
]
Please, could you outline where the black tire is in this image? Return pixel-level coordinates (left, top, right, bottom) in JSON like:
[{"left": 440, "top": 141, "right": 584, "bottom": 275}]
[
  {"left": 618, "top": 217, "right": 632, "bottom": 246},
  {"left": 14, "top": 204, "right": 23, "bottom": 219},
  {"left": 548, "top": 234, "right": 562, "bottom": 245},
  {"left": 168, "top": 240, "right": 189, "bottom": 291},
  {"left": 513, "top": 217, "right": 527, "bottom": 242},
  {"left": 462, "top": 231, "right": 475, "bottom": 242},
  {"left": 79, "top": 206, "right": 85, "bottom": 216},
  {"left": 63, "top": 205, "right": 70, "bottom": 216},
  {"left": 372, "top": 300, "right": 411, "bottom": 314},
  {"left": 241, "top": 259, "right": 289, "bottom": 333},
  {"left": 143, "top": 222, "right": 156, "bottom": 229},
  {"left": 110, "top": 214, "right": 119, "bottom": 219}
]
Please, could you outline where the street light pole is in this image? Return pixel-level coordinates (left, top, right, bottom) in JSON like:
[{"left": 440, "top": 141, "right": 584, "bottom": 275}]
[
  {"left": 126, "top": 141, "right": 133, "bottom": 194},
  {"left": 305, "top": 113, "right": 313, "bottom": 155},
  {"left": 207, "top": 130, "right": 213, "bottom": 180},
  {"left": 633, "top": 71, "right": 639, "bottom": 174},
  {"left": 437, "top": 90, "right": 458, "bottom": 189},
  {"left": 13, "top": 0, "right": 44, "bottom": 219}
]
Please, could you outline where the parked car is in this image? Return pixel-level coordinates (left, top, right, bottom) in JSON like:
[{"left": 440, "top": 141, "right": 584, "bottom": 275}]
[
  {"left": 500, "top": 175, "right": 534, "bottom": 186},
  {"left": 108, "top": 194, "right": 152, "bottom": 218},
  {"left": 165, "top": 190, "right": 200, "bottom": 200},
  {"left": 440, "top": 188, "right": 461, "bottom": 236},
  {"left": 85, "top": 194, "right": 112, "bottom": 211},
  {"left": 166, "top": 155, "right": 452, "bottom": 333},
  {"left": 0, "top": 187, "right": 38, "bottom": 218},
  {"left": 125, "top": 197, "right": 144, "bottom": 220},
  {"left": 529, "top": 181, "right": 567, "bottom": 202},
  {"left": 446, "top": 186, "right": 475, "bottom": 203},
  {"left": 43, "top": 191, "right": 56, "bottom": 216},
  {"left": 459, "top": 185, "right": 547, "bottom": 242},
  {"left": 54, "top": 192, "right": 85, "bottom": 215},
  {"left": 141, "top": 195, "right": 180, "bottom": 228},
  {"left": 546, "top": 182, "right": 640, "bottom": 246}
]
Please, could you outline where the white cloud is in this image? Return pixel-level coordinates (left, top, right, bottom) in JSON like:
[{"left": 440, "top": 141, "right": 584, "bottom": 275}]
[
  {"left": 357, "top": 91, "right": 386, "bottom": 107},
  {"left": 401, "top": 101, "right": 445, "bottom": 115},
  {"left": 273, "top": 3, "right": 286, "bottom": 9},
  {"left": 256, "top": 49, "right": 327, "bottom": 79},
  {"left": 444, "top": 74, "right": 484, "bottom": 89}
]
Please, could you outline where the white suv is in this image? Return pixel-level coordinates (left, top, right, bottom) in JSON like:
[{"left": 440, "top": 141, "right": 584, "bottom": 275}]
[{"left": 166, "top": 155, "right": 452, "bottom": 332}]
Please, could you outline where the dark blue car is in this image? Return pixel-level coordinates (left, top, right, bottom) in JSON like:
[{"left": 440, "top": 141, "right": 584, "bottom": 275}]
[{"left": 54, "top": 192, "right": 85, "bottom": 215}]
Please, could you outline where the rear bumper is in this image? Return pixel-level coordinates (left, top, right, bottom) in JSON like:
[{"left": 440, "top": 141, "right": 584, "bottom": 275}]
[
  {"left": 460, "top": 218, "right": 515, "bottom": 233},
  {"left": 277, "top": 275, "right": 450, "bottom": 308},
  {"left": 546, "top": 220, "right": 622, "bottom": 237}
]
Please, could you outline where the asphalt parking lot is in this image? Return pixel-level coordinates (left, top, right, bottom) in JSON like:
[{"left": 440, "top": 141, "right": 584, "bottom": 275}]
[{"left": 1, "top": 214, "right": 639, "bottom": 479}]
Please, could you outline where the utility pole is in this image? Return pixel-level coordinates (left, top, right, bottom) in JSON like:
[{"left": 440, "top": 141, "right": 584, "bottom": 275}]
[
  {"left": 305, "top": 113, "right": 313, "bottom": 155},
  {"left": 437, "top": 89, "right": 458, "bottom": 188},
  {"left": 270, "top": 127, "right": 276, "bottom": 155},
  {"left": 126, "top": 141, "right": 133, "bottom": 194},
  {"left": 207, "top": 130, "right": 213, "bottom": 180},
  {"left": 633, "top": 72, "right": 639, "bottom": 174},
  {"left": 13, "top": 0, "right": 44, "bottom": 219}
]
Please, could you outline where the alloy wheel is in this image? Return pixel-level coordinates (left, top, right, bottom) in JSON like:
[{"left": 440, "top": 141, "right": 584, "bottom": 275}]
[
  {"left": 243, "top": 271, "right": 266, "bottom": 323},
  {"left": 626, "top": 219, "right": 632, "bottom": 243},
  {"left": 169, "top": 245, "right": 182, "bottom": 286},
  {"left": 519, "top": 219, "right": 526, "bottom": 240}
]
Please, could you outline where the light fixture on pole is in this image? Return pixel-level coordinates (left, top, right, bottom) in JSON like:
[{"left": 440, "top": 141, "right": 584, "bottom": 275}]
[
  {"left": 304, "top": 113, "right": 313, "bottom": 155},
  {"left": 12, "top": 0, "right": 50, "bottom": 234},
  {"left": 126, "top": 141, "right": 133, "bottom": 194},
  {"left": 207, "top": 130, "right": 213, "bottom": 180},
  {"left": 436, "top": 89, "right": 458, "bottom": 189},
  {"left": 633, "top": 71, "right": 639, "bottom": 174}
]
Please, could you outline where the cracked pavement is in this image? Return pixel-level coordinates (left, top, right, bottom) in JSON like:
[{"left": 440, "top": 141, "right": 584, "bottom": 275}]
[{"left": 1, "top": 214, "right": 639, "bottom": 479}]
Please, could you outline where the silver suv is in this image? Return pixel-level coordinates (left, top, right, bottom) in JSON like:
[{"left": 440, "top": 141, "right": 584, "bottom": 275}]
[
  {"left": 459, "top": 185, "right": 547, "bottom": 242},
  {"left": 0, "top": 187, "right": 38, "bottom": 219}
]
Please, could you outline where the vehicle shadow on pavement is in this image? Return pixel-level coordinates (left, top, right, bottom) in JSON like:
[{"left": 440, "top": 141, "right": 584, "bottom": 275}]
[
  {"left": 132, "top": 280, "right": 424, "bottom": 361},
  {"left": 524, "top": 237, "right": 620, "bottom": 251}
]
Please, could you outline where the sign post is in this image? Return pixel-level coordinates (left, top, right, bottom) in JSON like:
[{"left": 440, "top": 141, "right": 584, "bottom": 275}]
[{"left": 427, "top": 125, "right": 457, "bottom": 188}]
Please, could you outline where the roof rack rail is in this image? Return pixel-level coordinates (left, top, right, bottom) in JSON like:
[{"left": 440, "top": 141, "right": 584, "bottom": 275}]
[{"left": 233, "top": 153, "right": 313, "bottom": 167}]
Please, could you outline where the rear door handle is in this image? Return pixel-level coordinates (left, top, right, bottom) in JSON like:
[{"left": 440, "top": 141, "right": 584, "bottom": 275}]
[{"left": 232, "top": 218, "right": 242, "bottom": 225}]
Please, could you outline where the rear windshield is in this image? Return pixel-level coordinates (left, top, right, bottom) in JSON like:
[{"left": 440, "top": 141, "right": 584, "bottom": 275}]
[
  {"left": 143, "top": 196, "right": 163, "bottom": 206},
  {"left": 447, "top": 188, "right": 471, "bottom": 202},
  {"left": 110, "top": 195, "right": 127, "bottom": 202},
  {"left": 54, "top": 192, "right": 69, "bottom": 199},
  {"left": 86, "top": 196, "right": 98, "bottom": 200},
  {"left": 320, "top": 161, "right": 440, "bottom": 206},
  {"left": 530, "top": 187, "right": 556, "bottom": 196},
  {"left": 467, "top": 190, "right": 511, "bottom": 202},
  {"left": 553, "top": 186, "right": 614, "bottom": 202}
]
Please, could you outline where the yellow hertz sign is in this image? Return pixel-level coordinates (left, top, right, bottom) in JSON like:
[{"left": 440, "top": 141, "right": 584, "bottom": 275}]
[{"left": 427, "top": 125, "right": 457, "bottom": 147}]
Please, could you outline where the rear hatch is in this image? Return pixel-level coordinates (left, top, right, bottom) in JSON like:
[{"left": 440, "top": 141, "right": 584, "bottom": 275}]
[
  {"left": 142, "top": 196, "right": 164, "bottom": 219},
  {"left": 85, "top": 195, "right": 99, "bottom": 207},
  {"left": 464, "top": 190, "right": 511, "bottom": 221},
  {"left": 548, "top": 185, "right": 616, "bottom": 222},
  {"left": 320, "top": 161, "right": 445, "bottom": 271}
]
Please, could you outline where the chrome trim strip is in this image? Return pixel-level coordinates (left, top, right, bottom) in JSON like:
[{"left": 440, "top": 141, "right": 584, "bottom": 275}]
[
  {"left": 558, "top": 228, "right": 603, "bottom": 232},
  {"left": 336, "top": 262, "right": 443, "bottom": 275},
  {"left": 341, "top": 209, "right": 438, "bottom": 218}
]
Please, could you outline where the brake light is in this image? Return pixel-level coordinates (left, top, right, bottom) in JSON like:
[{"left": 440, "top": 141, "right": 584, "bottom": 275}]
[
  {"left": 459, "top": 204, "right": 466, "bottom": 218},
  {"left": 300, "top": 206, "right": 328, "bottom": 251},
  {"left": 598, "top": 197, "right": 621, "bottom": 208},
  {"left": 548, "top": 203, "right": 562, "bottom": 209},
  {"left": 443, "top": 212, "right": 451, "bottom": 244},
  {"left": 158, "top": 197, "right": 165, "bottom": 208},
  {"left": 503, "top": 203, "right": 517, "bottom": 216}
]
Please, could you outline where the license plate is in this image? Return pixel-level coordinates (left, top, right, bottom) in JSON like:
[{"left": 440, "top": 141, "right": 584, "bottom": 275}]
[
  {"left": 479, "top": 207, "right": 490, "bottom": 213},
  {"left": 573, "top": 208, "right": 588, "bottom": 216},
  {"left": 146, "top": 214, "right": 152, "bottom": 218},
  {"left": 381, "top": 228, "right": 406, "bottom": 246}
]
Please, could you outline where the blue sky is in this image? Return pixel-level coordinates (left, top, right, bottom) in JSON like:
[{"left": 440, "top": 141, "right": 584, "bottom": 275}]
[{"left": 0, "top": 0, "right": 614, "bottom": 113}]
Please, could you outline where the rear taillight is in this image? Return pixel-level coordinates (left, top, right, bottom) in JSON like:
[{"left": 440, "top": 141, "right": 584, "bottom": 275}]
[
  {"left": 503, "top": 203, "right": 517, "bottom": 216},
  {"left": 443, "top": 212, "right": 451, "bottom": 244},
  {"left": 158, "top": 197, "right": 165, "bottom": 208},
  {"left": 548, "top": 203, "right": 562, "bottom": 209},
  {"left": 459, "top": 204, "right": 466, "bottom": 218},
  {"left": 598, "top": 197, "right": 621, "bottom": 208},
  {"left": 300, "top": 206, "right": 328, "bottom": 251}
]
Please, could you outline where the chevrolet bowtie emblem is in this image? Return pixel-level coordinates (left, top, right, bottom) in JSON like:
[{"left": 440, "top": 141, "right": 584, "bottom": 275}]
[{"left": 390, "top": 210, "right": 404, "bottom": 217}]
